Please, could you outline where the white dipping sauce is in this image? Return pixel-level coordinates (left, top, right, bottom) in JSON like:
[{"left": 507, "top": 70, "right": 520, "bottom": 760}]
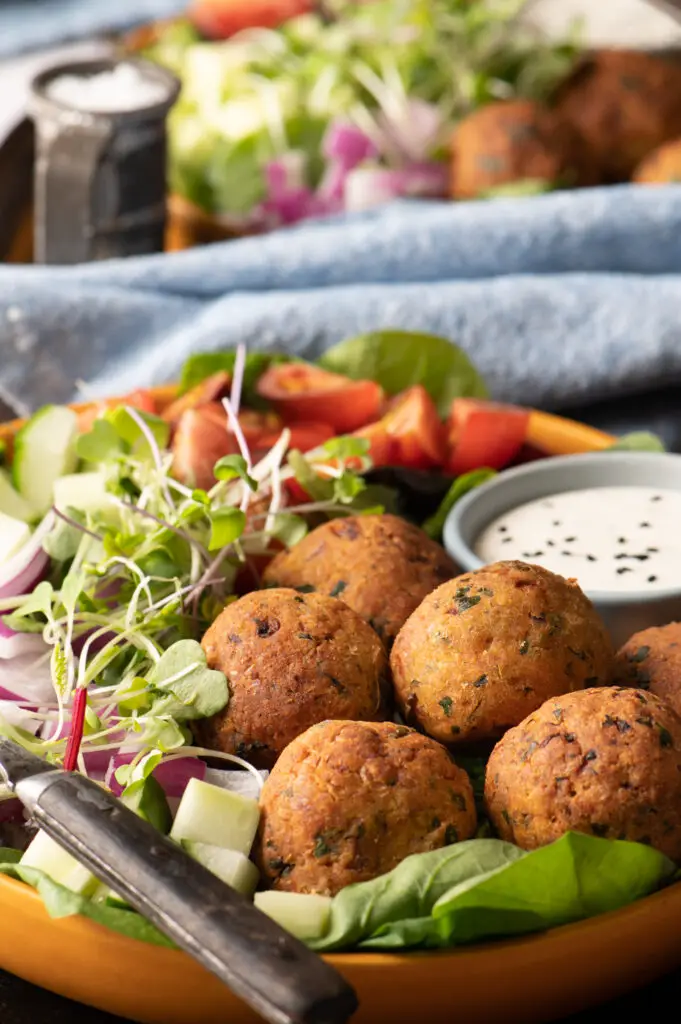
[
  {"left": 474, "top": 486, "right": 681, "bottom": 592},
  {"left": 46, "top": 64, "right": 168, "bottom": 113}
]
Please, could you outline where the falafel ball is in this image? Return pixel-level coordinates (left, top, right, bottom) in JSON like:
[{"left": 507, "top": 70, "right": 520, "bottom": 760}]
[
  {"left": 485, "top": 687, "right": 681, "bottom": 860},
  {"left": 554, "top": 50, "right": 681, "bottom": 181},
  {"left": 450, "top": 99, "right": 597, "bottom": 200},
  {"left": 195, "top": 588, "right": 390, "bottom": 767},
  {"left": 254, "top": 719, "right": 477, "bottom": 895},
  {"left": 390, "top": 561, "right": 612, "bottom": 746},
  {"left": 633, "top": 138, "right": 681, "bottom": 183},
  {"left": 262, "top": 514, "right": 456, "bottom": 647},
  {"left": 613, "top": 623, "right": 681, "bottom": 716}
]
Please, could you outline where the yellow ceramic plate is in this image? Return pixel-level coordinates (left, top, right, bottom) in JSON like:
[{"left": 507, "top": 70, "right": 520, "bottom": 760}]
[{"left": 3, "top": 395, "right": 674, "bottom": 1024}]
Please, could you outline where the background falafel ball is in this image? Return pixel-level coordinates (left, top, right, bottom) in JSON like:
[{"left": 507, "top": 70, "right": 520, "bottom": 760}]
[
  {"left": 449, "top": 99, "right": 597, "bottom": 200},
  {"left": 613, "top": 623, "right": 681, "bottom": 716},
  {"left": 195, "top": 588, "right": 390, "bottom": 767},
  {"left": 633, "top": 138, "right": 681, "bottom": 183},
  {"left": 254, "top": 720, "right": 477, "bottom": 895},
  {"left": 554, "top": 50, "right": 681, "bottom": 182},
  {"left": 485, "top": 687, "right": 681, "bottom": 860},
  {"left": 391, "top": 561, "right": 612, "bottom": 746},
  {"left": 262, "top": 513, "right": 456, "bottom": 648}
]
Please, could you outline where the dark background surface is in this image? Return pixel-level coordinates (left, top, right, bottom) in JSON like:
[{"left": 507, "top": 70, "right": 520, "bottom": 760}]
[{"left": 1, "top": 382, "right": 680, "bottom": 1023}]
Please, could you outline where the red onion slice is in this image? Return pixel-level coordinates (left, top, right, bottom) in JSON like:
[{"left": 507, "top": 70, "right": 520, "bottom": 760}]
[{"left": 0, "top": 514, "right": 54, "bottom": 599}]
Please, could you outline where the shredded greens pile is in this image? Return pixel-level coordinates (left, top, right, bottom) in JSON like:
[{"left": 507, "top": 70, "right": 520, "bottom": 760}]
[{"left": 144, "top": 0, "right": 581, "bottom": 219}]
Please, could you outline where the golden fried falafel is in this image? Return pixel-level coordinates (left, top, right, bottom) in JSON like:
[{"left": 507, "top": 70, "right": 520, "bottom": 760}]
[
  {"left": 485, "top": 686, "right": 681, "bottom": 860},
  {"left": 254, "top": 719, "right": 477, "bottom": 895},
  {"left": 554, "top": 50, "right": 681, "bottom": 181},
  {"left": 613, "top": 623, "right": 681, "bottom": 716},
  {"left": 633, "top": 138, "right": 681, "bottom": 183},
  {"left": 450, "top": 99, "right": 597, "bottom": 200},
  {"left": 390, "top": 561, "right": 612, "bottom": 746},
  {"left": 262, "top": 514, "right": 456, "bottom": 647},
  {"left": 195, "top": 588, "right": 389, "bottom": 767}
]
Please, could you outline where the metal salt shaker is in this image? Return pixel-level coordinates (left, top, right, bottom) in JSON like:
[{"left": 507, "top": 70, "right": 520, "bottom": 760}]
[{"left": 28, "top": 58, "right": 180, "bottom": 264}]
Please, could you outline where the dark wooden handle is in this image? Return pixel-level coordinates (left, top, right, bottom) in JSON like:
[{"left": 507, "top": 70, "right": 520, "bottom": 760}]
[{"left": 30, "top": 773, "right": 358, "bottom": 1024}]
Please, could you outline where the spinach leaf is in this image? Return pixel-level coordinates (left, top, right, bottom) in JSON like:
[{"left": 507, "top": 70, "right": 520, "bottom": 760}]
[
  {"left": 312, "top": 833, "right": 672, "bottom": 953},
  {"left": 422, "top": 468, "right": 497, "bottom": 540},
  {"left": 609, "top": 432, "right": 666, "bottom": 453},
  {"left": 430, "top": 832, "right": 673, "bottom": 947},
  {"left": 311, "top": 840, "right": 524, "bottom": 952},
  {"left": 0, "top": 862, "right": 173, "bottom": 948},
  {"left": 319, "top": 331, "right": 489, "bottom": 416}
]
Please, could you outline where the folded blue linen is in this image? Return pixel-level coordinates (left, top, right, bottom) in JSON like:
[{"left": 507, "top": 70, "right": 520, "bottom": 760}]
[
  {"left": 0, "top": 0, "right": 186, "bottom": 58},
  {"left": 0, "top": 186, "right": 680, "bottom": 415}
]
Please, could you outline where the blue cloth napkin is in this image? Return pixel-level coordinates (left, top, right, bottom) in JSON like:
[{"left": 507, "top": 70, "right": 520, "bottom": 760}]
[
  {"left": 1, "top": 185, "right": 681, "bottom": 416},
  {"left": 0, "top": 0, "right": 185, "bottom": 58}
]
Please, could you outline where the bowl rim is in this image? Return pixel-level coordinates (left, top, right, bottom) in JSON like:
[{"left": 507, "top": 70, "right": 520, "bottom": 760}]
[{"left": 443, "top": 449, "right": 681, "bottom": 606}]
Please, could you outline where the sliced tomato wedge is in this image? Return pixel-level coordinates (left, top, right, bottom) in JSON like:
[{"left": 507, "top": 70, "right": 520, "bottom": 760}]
[
  {"left": 171, "top": 408, "right": 238, "bottom": 490},
  {"left": 446, "top": 398, "right": 530, "bottom": 476},
  {"left": 77, "top": 389, "right": 158, "bottom": 434},
  {"left": 162, "top": 372, "right": 231, "bottom": 426},
  {"left": 190, "top": 0, "right": 312, "bottom": 38},
  {"left": 256, "top": 363, "right": 384, "bottom": 434},
  {"left": 353, "top": 385, "right": 446, "bottom": 471}
]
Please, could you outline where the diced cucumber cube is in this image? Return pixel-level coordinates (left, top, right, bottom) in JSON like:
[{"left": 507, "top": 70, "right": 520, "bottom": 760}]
[
  {"left": 13, "top": 406, "right": 78, "bottom": 514},
  {"left": 0, "top": 470, "right": 35, "bottom": 522},
  {"left": 184, "top": 841, "right": 259, "bottom": 895},
  {"left": 254, "top": 891, "right": 332, "bottom": 942},
  {"left": 20, "top": 829, "right": 98, "bottom": 897},
  {"left": 53, "top": 472, "right": 112, "bottom": 515},
  {"left": 92, "top": 883, "right": 130, "bottom": 909},
  {"left": 170, "top": 777, "right": 260, "bottom": 856},
  {"left": 0, "top": 513, "right": 30, "bottom": 566}
]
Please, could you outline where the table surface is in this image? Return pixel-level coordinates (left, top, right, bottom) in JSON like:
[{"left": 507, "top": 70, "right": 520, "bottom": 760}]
[{"left": 1, "top": 382, "right": 681, "bottom": 1023}]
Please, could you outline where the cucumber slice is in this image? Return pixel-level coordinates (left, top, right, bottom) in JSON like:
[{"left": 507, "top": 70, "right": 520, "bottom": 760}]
[
  {"left": 184, "top": 841, "right": 259, "bottom": 895},
  {"left": 92, "top": 883, "right": 130, "bottom": 909},
  {"left": 20, "top": 829, "right": 98, "bottom": 897},
  {"left": 0, "top": 512, "right": 31, "bottom": 566},
  {"left": 170, "top": 777, "right": 260, "bottom": 856},
  {"left": 0, "top": 470, "right": 35, "bottom": 522},
  {"left": 53, "top": 472, "right": 112, "bottom": 515},
  {"left": 13, "top": 406, "right": 78, "bottom": 514},
  {"left": 254, "top": 891, "right": 332, "bottom": 942}
]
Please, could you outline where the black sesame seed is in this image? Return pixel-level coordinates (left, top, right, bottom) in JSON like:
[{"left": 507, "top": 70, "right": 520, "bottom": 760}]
[
  {"left": 616, "top": 567, "right": 633, "bottom": 575},
  {"left": 651, "top": 496, "right": 662, "bottom": 502},
  {"left": 648, "top": 575, "right": 658, "bottom": 583},
  {"left": 586, "top": 555, "right": 597, "bottom": 562},
  {"left": 560, "top": 550, "right": 572, "bottom": 556},
  {"left": 546, "top": 540, "right": 555, "bottom": 547},
  {"left": 647, "top": 547, "right": 659, "bottom": 553},
  {"left": 639, "top": 522, "right": 651, "bottom": 528},
  {"left": 552, "top": 520, "right": 561, "bottom": 526},
  {"left": 498, "top": 525, "right": 508, "bottom": 533},
  {"left": 564, "top": 536, "right": 576, "bottom": 543},
  {"left": 618, "top": 537, "right": 627, "bottom": 544}
]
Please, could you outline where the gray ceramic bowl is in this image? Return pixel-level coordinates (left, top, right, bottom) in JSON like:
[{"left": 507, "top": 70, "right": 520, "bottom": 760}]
[{"left": 443, "top": 451, "right": 681, "bottom": 648}]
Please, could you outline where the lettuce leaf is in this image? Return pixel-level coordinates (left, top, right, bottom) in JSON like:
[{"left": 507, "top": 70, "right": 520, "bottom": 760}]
[
  {"left": 312, "top": 833, "right": 673, "bottom": 952},
  {"left": 319, "top": 330, "right": 489, "bottom": 416}
]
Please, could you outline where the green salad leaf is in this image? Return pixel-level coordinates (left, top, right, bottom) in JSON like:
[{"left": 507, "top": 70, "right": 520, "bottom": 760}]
[
  {"left": 319, "top": 331, "right": 489, "bottom": 416},
  {"left": 146, "top": 640, "right": 229, "bottom": 722},
  {"left": 609, "top": 432, "right": 666, "bottom": 453},
  {"left": 422, "top": 468, "right": 497, "bottom": 540},
  {"left": 312, "top": 833, "right": 673, "bottom": 952},
  {"left": 0, "top": 861, "right": 173, "bottom": 948}
]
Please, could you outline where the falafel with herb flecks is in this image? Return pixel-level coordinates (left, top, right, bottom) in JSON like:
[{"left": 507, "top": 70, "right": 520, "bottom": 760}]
[
  {"left": 262, "top": 513, "right": 457, "bottom": 647},
  {"left": 195, "top": 588, "right": 390, "bottom": 767},
  {"left": 390, "top": 561, "right": 612, "bottom": 745},
  {"left": 613, "top": 623, "right": 681, "bottom": 716},
  {"left": 485, "top": 686, "right": 681, "bottom": 860},
  {"left": 254, "top": 719, "right": 477, "bottom": 895}
]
